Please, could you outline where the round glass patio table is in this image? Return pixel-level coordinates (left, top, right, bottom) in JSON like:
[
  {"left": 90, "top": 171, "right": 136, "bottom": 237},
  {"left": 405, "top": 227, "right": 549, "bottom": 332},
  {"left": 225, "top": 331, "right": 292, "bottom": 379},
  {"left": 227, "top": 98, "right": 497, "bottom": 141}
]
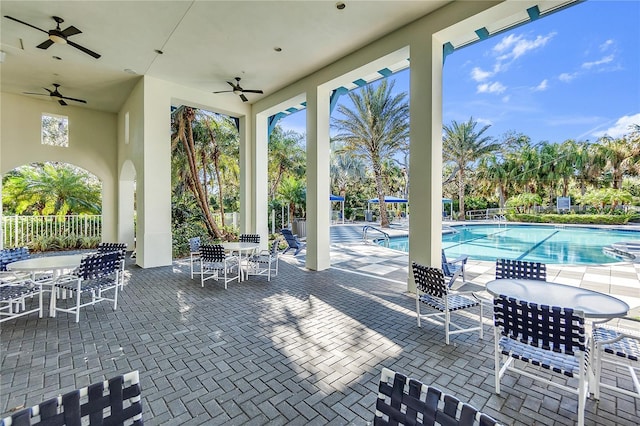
[{"left": 486, "top": 278, "right": 629, "bottom": 319}]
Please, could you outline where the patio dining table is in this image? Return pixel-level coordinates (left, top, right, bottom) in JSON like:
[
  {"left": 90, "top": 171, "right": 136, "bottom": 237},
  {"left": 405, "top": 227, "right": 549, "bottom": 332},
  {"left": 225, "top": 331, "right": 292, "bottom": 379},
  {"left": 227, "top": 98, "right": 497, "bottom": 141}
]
[
  {"left": 7, "top": 254, "right": 84, "bottom": 316},
  {"left": 221, "top": 242, "right": 259, "bottom": 281},
  {"left": 486, "top": 278, "right": 629, "bottom": 319}
]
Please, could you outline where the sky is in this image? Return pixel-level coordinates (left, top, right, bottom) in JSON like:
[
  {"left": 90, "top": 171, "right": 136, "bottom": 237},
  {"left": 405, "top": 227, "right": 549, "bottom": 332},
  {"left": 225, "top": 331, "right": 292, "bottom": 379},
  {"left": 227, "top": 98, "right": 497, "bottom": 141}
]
[{"left": 278, "top": 0, "right": 640, "bottom": 145}]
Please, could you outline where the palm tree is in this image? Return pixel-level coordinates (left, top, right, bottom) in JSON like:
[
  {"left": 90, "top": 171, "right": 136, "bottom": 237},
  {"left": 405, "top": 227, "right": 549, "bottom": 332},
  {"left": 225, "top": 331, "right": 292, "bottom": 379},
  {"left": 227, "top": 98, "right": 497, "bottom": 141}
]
[
  {"left": 2, "top": 162, "right": 101, "bottom": 215},
  {"left": 330, "top": 142, "right": 367, "bottom": 201},
  {"left": 442, "top": 117, "right": 499, "bottom": 220},
  {"left": 269, "top": 126, "right": 306, "bottom": 201},
  {"left": 598, "top": 133, "right": 640, "bottom": 189},
  {"left": 332, "top": 80, "right": 409, "bottom": 228},
  {"left": 278, "top": 176, "right": 306, "bottom": 222}
]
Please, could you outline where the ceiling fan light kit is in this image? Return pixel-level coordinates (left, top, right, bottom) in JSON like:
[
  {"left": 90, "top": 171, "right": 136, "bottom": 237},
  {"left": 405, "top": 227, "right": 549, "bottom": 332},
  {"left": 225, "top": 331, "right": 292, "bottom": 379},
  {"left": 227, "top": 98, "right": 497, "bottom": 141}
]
[
  {"left": 213, "top": 77, "right": 263, "bottom": 102},
  {"left": 4, "top": 15, "right": 101, "bottom": 59}
]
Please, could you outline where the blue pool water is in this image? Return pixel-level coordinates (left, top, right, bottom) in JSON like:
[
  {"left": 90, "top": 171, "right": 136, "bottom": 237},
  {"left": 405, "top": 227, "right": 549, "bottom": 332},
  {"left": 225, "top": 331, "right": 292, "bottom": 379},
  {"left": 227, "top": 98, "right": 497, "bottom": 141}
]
[{"left": 381, "top": 224, "right": 640, "bottom": 265}]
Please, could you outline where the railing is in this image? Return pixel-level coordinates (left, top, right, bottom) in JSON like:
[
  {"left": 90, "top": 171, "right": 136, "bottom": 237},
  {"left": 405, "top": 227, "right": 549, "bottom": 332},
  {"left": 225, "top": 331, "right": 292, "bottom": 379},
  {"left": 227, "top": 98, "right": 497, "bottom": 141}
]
[
  {"left": 2, "top": 215, "right": 102, "bottom": 248},
  {"left": 465, "top": 208, "right": 507, "bottom": 221},
  {"left": 362, "top": 225, "right": 390, "bottom": 247}
]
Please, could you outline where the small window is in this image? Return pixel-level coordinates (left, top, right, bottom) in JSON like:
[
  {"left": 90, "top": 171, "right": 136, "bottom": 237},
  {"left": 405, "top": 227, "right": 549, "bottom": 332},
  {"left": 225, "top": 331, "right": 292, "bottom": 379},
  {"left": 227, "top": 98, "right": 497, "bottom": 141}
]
[{"left": 41, "top": 113, "right": 69, "bottom": 147}]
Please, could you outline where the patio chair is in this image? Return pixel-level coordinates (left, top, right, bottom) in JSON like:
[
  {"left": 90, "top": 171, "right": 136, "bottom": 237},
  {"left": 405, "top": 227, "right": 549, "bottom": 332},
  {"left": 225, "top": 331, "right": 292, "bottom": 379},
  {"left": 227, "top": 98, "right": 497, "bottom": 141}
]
[
  {"left": 189, "top": 236, "right": 201, "bottom": 279},
  {"left": 239, "top": 233, "right": 260, "bottom": 244},
  {"left": 52, "top": 251, "right": 120, "bottom": 323},
  {"left": 412, "top": 262, "right": 483, "bottom": 345},
  {"left": 98, "top": 242, "right": 127, "bottom": 289},
  {"left": 441, "top": 249, "right": 467, "bottom": 287},
  {"left": 495, "top": 258, "right": 546, "bottom": 281},
  {"left": 247, "top": 238, "right": 280, "bottom": 281},
  {"left": 200, "top": 244, "right": 240, "bottom": 289},
  {"left": 0, "top": 247, "right": 49, "bottom": 281},
  {"left": 592, "top": 321, "right": 640, "bottom": 400},
  {"left": 280, "top": 228, "right": 305, "bottom": 255},
  {"left": 0, "top": 278, "right": 43, "bottom": 323},
  {"left": 0, "top": 370, "right": 143, "bottom": 426},
  {"left": 375, "top": 367, "right": 500, "bottom": 426},
  {"left": 493, "top": 295, "right": 588, "bottom": 426}
]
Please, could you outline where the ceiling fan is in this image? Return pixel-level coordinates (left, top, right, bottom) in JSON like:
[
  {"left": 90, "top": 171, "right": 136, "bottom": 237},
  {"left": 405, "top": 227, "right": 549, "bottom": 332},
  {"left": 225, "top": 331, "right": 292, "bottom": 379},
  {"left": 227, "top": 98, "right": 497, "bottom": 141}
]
[
  {"left": 4, "top": 15, "right": 101, "bottom": 59},
  {"left": 23, "top": 84, "right": 87, "bottom": 106},
  {"left": 214, "top": 77, "right": 263, "bottom": 102}
]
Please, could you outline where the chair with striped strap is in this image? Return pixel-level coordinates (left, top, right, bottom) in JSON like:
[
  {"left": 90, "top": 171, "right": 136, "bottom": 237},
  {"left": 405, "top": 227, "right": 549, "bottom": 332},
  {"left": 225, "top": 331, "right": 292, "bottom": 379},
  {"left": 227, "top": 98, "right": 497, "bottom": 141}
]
[
  {"left": 495, "top": 258, "right": 546, "bottom": 281},
  {"left": 493, "top": 295, "right": 588, "bottom": 426},
  {"left": 200, "top": 244, "right": 239, "bottom": 289},
  {"left": 412, "top": 262, "right": 483, "bottom": 345},
  {"left": 374, "top": 367, "right": 500, "bottom": 426},
  {"left": 0, "top": 370, "right": 143, "bottom": 426},
  {"left": 592, "top": 321, "right": 640, "bottom": 400}
]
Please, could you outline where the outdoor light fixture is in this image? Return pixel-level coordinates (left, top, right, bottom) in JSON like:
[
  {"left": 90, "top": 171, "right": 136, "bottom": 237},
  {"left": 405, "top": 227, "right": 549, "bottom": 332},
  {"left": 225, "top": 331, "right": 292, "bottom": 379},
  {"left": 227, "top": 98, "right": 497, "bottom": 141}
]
[{"left": 49, "top": 33, "right": 67, "bottom": 44}]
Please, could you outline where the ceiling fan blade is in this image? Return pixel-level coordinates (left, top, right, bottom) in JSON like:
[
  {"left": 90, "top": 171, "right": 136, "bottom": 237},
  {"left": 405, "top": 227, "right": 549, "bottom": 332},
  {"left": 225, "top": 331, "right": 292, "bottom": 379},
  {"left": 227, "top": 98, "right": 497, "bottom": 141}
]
[
  {"left": 226, "top": 81, "right": 236, "bottom": 88},
  {"left": 4, "top": 16, "right": 48, "bottom": 34},
  {"left": 240, "top": 94, "right": 248, "bottom": 102},
  {"left": 23, "top": 92, "right": 49, "bottom": 96},
  {"left": 213, "top": 90, "right": 233, "bottom": 94},
  {"left": 36, "top": 39, "right": 54, "bottom": 50},
  {"left": 242, "top": 89, "right": 263, "bottom": 94},
  {"left": 61, "top": 25, "right": 81, "bottom": 37},
  {"left": 58, "top": 99, "right": 68, "bottom": 106},
  {"left": 67, "top": 40, "right": 101, "bottom": 59},
  {"left": 60, "top": 96, "right": 87, "bottom": 104},
  {"left": 43, "top": 87, "right": 53, "bottom": 93}
]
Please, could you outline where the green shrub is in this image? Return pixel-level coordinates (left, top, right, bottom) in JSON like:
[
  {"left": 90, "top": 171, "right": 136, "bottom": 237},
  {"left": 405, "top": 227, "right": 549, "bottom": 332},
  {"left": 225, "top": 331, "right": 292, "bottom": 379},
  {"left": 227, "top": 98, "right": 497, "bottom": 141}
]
[{"left": 508, "top": 213, "right": 632, "bottom": 225}]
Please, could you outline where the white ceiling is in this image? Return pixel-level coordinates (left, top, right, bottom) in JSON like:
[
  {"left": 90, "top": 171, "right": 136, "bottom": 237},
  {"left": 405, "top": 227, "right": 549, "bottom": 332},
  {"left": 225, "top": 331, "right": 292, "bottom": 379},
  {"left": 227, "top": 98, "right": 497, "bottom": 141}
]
[{"left": 0, "top": 1, "right": 449, "bottom": 113}]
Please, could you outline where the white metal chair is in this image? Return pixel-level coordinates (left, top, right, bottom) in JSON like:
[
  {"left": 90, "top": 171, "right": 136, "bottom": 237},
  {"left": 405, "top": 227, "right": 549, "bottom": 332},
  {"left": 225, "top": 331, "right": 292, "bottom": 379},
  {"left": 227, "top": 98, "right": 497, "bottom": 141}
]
[
  {"left": 239, "top": 233, "right": 260, "bottom": 244},
  {"left": 0, "top": 370, "right": 143, "bottom": 426},
  {"left": 493, "top": 295, "right": 588, "bottom": 426},
  {"left": 592, "top": 321, "right": 640, "bottom": 400},
  {"left": 495, "top": 258, "right": 546, "bottom": 281},
  {"left": 412, "top": 262, "right": 483, "bottom": 345},
  {"left": 0, "top": 278, "right": 43, "bottom": 323},
  {"left": 189, "top": 236, "right": 201, "bottom": 279},
  {"left": 375, "top": 367, "right": 500, "bottom": 426},
  {"left": 200, "top": 244, "right": 240, "bottom": 289},
  {"left": 247, "top": 239, "right": 279, "bottom": 281},
  {"left": 97, "top": 242, "right": 127, "bottom": 289},
  {"left": 53, "top": 252, "right": 120, "bottom": 323}
]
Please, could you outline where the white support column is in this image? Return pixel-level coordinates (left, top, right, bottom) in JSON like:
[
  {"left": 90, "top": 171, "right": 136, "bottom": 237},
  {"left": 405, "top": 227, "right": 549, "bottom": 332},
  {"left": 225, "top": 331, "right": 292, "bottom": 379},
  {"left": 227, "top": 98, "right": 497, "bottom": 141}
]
[
  {"left": 408, "top": 36, "right": 443, "bottom": 293},
  {"left": 305, "top": 86, "right": 331, "bottom": 271},
  {"left": 239, "top": 115, "right": 253, "bottom": 235},
  {"left": 254, "top": 113, "right": 269, "bottom": 251}
]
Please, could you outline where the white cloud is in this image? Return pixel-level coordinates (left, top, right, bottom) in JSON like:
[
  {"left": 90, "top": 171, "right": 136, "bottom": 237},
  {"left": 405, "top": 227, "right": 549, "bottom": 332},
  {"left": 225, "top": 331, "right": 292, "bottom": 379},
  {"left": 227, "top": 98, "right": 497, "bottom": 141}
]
[
  {"left": 476, "top": 117, "right": 494, "bottom": 127},
  {"left": 471, "top": 67, "right": 492, "bottom": 82},
  {"left": 559, "top": 72, "right": 577, "bottom": 82},
  {"left": 592, "top": 113, "right": 640, "bottom": 138},
  {"left": 600, "top": 39, "right": 614, "bottom": 51},
  {"left": 477, "top": 81, "right": 506, "bottom": 94},
  {"left": 534, "top": 79, "right": 548, "bottom": 91},
  {"left": 582, "top": 54, "right": 614, "bottom": 69},
  {"left": 502, "top": 95, "right": 510, "bottom": 103},
  {"left": 494, "top": 32, "right": 556, "bottom": 61}
]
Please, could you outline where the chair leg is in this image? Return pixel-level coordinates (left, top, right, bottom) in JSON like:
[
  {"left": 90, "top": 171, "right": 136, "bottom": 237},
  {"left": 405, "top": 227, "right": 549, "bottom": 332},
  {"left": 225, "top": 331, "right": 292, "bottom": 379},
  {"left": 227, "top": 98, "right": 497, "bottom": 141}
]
[
  {"left": 416, "top": 296, "right": 421, "bottom": 327},
  {"left": 494, "top": 328, "right": 501, "bottom": 394},
  {"left": 445, "top": 309, "right": 450, "bottom": 345}
]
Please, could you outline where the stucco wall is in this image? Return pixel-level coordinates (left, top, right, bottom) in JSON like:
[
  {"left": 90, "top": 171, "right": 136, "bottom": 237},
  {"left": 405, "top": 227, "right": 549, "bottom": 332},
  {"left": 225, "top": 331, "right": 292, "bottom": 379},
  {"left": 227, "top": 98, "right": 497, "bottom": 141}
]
[{"left": 0, "top": 92, "right": 118, "bottom": 242}]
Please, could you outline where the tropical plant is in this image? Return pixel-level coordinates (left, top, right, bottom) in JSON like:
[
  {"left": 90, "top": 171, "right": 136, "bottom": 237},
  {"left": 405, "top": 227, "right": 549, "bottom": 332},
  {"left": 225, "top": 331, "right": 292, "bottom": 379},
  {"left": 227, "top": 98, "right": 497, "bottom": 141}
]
[
  {"left": 332, "top": 79, "right": 409, "bottom": 227},
  {"left": 278, "top": 175, "right": 306, "bottom": 222},
  {"left": 2, "top": 162, "right": 101, "bottom": 215},
  {"left": 442, "top": 117, "right": 499, "bottom": 220},
  {"left": 505, "top": 193, "right": 542, "bottom": 213}
]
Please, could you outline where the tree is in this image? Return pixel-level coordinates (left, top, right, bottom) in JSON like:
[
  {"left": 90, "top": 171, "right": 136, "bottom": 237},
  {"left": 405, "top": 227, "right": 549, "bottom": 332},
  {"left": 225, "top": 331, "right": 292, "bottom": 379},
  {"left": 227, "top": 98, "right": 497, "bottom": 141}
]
[
  {"left": 171, "top": 106, "right": 226, "bottom": 239},
  {"left": 442, "top": 117, "right": 499, "bottom": 220},
  {"left": 332, "top": 79, "right": 409, "bottom": 228},
  {"left": 269, "top": 126, "right": 306, "bottom": 201},
  {"left": 278, "top": 176, "right": 306, "bottom": 222},
  {"left": 330, "top": 142, "right": 367, "bottom": 202},
  {"left": 2, "top": 162, "right": 101, "bottom": 215}
]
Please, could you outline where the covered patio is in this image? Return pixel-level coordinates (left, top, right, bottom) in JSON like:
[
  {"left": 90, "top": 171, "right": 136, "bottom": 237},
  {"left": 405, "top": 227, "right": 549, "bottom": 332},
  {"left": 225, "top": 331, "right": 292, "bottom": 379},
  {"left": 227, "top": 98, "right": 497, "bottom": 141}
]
[{"left": 2, "top": 246, "right": 639, "bottom": 424}]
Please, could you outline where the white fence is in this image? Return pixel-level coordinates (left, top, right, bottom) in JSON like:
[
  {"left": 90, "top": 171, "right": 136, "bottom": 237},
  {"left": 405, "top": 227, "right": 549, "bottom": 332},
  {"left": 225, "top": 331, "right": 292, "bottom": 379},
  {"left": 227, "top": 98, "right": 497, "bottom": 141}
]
[{"left": 2, "top": 215, "right": 102, "bottom": 248}]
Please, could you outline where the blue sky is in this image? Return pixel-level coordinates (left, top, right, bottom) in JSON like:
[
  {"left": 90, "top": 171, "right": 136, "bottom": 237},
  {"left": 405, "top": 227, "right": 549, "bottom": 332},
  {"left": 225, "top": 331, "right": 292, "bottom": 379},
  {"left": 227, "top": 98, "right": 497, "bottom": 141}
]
[{"left": 279, "top": 0, "right": 640, "bottom": 144}]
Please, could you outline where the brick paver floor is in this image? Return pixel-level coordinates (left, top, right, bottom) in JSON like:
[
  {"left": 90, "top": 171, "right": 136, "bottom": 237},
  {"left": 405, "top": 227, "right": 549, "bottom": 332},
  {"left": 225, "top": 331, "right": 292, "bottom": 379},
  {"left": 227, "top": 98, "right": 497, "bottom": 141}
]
[{"left": 1, "top": 247, "right": 639, "bottom": 425}]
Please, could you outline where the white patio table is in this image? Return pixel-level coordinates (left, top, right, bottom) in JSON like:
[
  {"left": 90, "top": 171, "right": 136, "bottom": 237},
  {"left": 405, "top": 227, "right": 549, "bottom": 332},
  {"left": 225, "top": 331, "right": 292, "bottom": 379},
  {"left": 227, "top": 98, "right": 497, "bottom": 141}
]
[
  {"left": 486, "top": 278, "right": 629, "bottom": 319},
  {"left": 7, "top": 254, "right": 83, "bottom": 316},
  {"left": 221, "top": 242, "right": 259, "bottom": 281}
]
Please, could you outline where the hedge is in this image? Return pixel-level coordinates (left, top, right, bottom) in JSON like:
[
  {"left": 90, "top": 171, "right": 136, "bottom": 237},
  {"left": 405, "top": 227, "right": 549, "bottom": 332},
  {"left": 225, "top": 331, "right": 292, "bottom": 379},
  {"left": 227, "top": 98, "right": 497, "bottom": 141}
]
[{"left": 506, "top": 213, "right": 632, "bottom": 225}]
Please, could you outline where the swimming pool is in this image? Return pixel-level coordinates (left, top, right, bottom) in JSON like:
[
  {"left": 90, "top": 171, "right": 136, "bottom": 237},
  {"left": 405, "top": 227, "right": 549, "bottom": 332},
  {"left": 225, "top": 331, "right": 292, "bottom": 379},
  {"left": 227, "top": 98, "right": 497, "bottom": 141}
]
[{"left": 381, "top": 224, "right": 640, "bottom": 265}]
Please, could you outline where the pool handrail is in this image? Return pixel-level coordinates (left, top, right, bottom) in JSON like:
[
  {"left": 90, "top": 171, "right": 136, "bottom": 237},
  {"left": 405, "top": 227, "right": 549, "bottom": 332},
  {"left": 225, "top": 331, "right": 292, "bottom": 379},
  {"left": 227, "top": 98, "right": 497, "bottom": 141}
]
[{"left": 362, "top": 225, "right": 390, "bottom": 247}]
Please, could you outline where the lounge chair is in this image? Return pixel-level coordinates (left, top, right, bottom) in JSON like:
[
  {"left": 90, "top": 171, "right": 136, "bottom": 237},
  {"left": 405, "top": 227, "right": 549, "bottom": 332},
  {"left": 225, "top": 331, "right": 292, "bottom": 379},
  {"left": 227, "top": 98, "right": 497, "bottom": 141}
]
[
  {"left": 280, "top": 229, "right": 305, "bottom": 255},
  {"left": 441, "top": 249, "right": 467, "bottom": 287}
]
